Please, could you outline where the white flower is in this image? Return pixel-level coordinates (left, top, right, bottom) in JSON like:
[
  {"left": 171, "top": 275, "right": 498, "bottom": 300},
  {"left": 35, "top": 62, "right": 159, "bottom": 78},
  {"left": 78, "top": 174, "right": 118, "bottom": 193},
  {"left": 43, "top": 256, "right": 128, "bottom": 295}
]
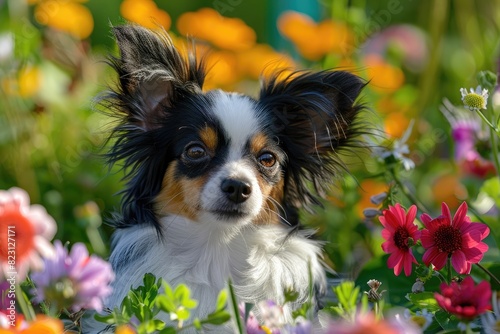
[
  {"left": 368, "top": 120, "right": 415, "bottom": 171},
  {"left": 403, "top": 308, "right": 433, "bottom": 330},
  {"left": 460, "top": 86, "right": 489, "bottom": 111},
  {"left": 481, "top": 291, "right": 500, "bottom": 334}
]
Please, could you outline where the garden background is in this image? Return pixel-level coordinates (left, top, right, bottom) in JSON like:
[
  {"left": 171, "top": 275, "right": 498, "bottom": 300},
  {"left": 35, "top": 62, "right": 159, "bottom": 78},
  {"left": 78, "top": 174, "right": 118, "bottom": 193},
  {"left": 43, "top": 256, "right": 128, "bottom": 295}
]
[{"left": 1, "top": 0, "right": 500, "bottom": 332}]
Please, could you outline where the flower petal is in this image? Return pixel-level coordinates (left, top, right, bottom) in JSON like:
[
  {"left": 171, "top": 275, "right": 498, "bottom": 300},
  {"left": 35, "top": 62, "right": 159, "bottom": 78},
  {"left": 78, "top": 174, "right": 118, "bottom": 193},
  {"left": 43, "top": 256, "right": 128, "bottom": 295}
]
[
  {"left": 451, "top": 250, "right": 468, "bottom": 274},
  {"left": 452, "top": 202, "right": 468, "bottom": 230},
  {"left": 440, "top": 202, "right": 452, "bottom": 224}
]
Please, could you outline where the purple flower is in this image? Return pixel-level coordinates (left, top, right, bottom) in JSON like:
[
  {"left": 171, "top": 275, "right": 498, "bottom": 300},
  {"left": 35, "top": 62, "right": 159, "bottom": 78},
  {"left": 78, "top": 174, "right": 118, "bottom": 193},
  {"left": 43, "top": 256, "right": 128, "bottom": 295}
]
[
  {"left": 440, "top": 99, "right": 496, "bottom": 177},
  {"left": 31, "top": 240, "right": 114, "bottom": 312}
]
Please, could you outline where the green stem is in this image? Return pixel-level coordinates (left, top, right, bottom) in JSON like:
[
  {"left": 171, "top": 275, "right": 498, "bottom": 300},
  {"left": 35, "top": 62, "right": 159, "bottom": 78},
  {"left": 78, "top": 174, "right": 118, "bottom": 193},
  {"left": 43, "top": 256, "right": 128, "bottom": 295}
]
[
  {"left": 390, "top": 168, "right": 431, "bottom": 213},
  {"left": 476, "top": 263, "right": 500, "bottom": 286},
  {"left": 464, "top": 322, "right": 474, "bottom": 334},
  {"left": 475, "top": 109, "right": 500, "bottom": 135},
  {"left": 228, "top": 280, "right": 244, "bottom": 334},
  {"left": 16, "top": 283, "right": 35, "bottom": 322},
  {"left": 446, "top": 257, "right": 452, "bottom": 284},
  {"left": 476, "top": 107, "right": 500, "bottom": 175}
]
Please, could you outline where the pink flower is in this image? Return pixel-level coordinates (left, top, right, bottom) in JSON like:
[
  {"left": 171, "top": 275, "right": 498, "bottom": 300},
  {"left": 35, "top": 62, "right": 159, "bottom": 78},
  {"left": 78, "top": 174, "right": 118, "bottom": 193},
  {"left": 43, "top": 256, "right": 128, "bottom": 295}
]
[
  {"left": 435, "top": 276, "right": 491, "bottom": 322},
  {"left": 420, "top": 202, "right": 489, "bottom": 274},
  {"left": 0, "top": 187, "right": 56, "bottom": 280},
  {"left": 325, "top": 311, "right": 420, "bottom": 334},
  {"left": 379, "top": 204, "right": 420, "bottom": 276},
  {"left": 32, "top": 240, "right": 114, "bottom": 312}
]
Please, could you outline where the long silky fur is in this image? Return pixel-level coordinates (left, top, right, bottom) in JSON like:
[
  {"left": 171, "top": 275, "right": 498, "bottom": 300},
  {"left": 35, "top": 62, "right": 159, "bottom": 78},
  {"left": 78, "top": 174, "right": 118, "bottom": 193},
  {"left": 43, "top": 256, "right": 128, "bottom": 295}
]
[
  {"left": 98, "top": 25, "right": 206, "bottom": 234},
  {"left": 259, "top": 70, "right": 367, "bottom": 219}
]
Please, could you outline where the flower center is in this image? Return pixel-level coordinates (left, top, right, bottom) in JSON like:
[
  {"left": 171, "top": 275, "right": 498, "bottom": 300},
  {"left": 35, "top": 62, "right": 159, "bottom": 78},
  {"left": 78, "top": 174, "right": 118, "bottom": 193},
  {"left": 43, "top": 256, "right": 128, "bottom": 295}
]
[
  {"left": 0, "top": 210, "right": 35, "bottom": 263},
  {"left": 393, "top": 226, "right": 410, "bottom": 250},
  {"left": 463, "top": 93, "right": 485, "bottom": 110},
  {"left": 434, "top": 225, "right": 462, "bottom": 254}
]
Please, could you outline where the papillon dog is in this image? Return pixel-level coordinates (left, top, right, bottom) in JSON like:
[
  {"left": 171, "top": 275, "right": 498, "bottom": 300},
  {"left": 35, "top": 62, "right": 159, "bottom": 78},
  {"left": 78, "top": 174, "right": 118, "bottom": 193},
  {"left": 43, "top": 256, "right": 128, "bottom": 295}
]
[{"left": 84, "top": 25, "right": 366, "bottom": 333}]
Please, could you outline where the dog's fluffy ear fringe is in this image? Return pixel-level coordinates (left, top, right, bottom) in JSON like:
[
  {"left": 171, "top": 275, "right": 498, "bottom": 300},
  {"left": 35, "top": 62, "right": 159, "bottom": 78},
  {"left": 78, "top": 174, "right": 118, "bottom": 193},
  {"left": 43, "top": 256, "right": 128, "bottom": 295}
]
[
  {"left": 259, "top": 70, "right": 369, "bottom": 216},
  {"left": 98, "top": 25, "right": 206, "bottom": 234}
]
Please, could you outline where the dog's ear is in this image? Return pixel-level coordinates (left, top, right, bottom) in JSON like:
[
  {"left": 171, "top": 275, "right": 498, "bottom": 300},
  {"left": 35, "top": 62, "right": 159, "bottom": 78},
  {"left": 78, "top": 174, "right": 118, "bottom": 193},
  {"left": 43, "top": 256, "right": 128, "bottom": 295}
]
[
  {"left": 109, "top": 25, "right": 205, "bottom": 130},
  {"left": 259, "top": 70, "right": 366, "bottom": 213}
]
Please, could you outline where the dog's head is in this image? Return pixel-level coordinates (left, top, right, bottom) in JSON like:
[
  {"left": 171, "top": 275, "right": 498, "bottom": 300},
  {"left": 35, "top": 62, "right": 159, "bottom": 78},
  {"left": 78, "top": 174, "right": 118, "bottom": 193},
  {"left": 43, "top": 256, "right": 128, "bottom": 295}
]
[{"left": 103, "top": 25, "right": 365, "bottom": 234}]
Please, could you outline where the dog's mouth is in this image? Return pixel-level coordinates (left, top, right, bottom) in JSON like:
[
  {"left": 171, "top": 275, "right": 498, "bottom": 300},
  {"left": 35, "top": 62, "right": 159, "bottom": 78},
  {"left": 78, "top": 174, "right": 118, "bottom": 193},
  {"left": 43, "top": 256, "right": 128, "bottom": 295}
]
[{"left": 210, "top": 209, "right": 247, "bottom": 219}]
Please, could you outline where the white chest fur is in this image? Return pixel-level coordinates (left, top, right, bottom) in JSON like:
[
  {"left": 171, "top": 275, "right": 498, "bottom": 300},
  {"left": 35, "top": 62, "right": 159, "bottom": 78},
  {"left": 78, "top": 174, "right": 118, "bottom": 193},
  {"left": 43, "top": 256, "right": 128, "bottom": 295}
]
[{"left": 88, "top": 216, "right": 325, "bottom": 333}]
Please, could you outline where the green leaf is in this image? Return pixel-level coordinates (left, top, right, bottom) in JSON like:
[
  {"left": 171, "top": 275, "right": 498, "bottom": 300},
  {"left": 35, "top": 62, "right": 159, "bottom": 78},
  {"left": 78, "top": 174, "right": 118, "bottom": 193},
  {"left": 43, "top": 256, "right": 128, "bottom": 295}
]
[
  {"left": 137, "top": 319, "right": 166, "bottom": 334},
  {"left": 215, "top": 289, "right": 228, "bottom": 311},
  {"left": 158, "top": 327, "right": 177, "bottom": 334},
  {"left": 406, "top": 292, "right": 440, "bottom": 312},
  {"left": 93, "top": 313, "right": 116, "bottom": 325},
  {"left": 477, "top": 71, "right": 497, "bottom": 91},
  {"left": 174, "top": 308, "right": 191, "bottom": 321},
  {"left": 203, "top": 310, "right": 231, "bottom": 325},
  {"left": 480, "top": 177, "right": 500, "bottom": 208},
  {"left": 193, "top": 318, "right": 202, "bottom": 330},
  {"left": 283, "top": 288, "right": 300, "bottom": 304},
  {"left": 157, "top": 295, "right": 176, "bottom": 313},
  {"left": 434, "top": 310, "right": 461, "bottom": 331},
  {"left": 143, "top": 273, "right": 157, "bottom": 290}
]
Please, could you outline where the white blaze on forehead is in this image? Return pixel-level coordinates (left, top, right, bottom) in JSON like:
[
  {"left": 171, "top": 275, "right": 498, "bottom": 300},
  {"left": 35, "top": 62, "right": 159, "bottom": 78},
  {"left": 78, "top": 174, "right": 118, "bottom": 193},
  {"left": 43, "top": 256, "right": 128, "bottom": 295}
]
[{"left": 211, "top": 91, "right": 261, "bottom": 158}]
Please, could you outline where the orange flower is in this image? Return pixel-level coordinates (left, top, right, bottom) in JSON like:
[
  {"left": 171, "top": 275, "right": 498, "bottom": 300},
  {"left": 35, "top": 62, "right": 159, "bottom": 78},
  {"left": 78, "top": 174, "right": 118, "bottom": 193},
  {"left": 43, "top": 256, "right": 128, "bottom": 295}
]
[
  {"left": 0, "top": 315, "right": 63, "bottom": 334},
  {"left": 0, "top": 188, "right": 56, "bottom": 280},
  {"left": 364, "top": 55, "right": 405, "bottom": 93},
  {"left": 116, "top": 325, "right": 136, "bottom": 334},
  {"left": 236, "top": 44, "right": 295, "bottom": 80},
  {"left": 278, "top": 11, "right": 355, "bottom": 60},
  {"left": 384, "top": 112, "right": 410, "bottom": 138},
  {"left": 34, "top": 0, "right": 94, "bottom": 39},
  {"left": 203, "top": 50, "right": 239, "bottom": 90},
  {"left": 120, "top": 0, "right": 171, "bottom": 30},
  {"left": 356, "top": 180, "right": 388, "bottom": 217},
  {"left": 177, "top": 8, "right": 256, "bottom": 51},
  {"left": 431, "top": 174, "right": 467, "bottom": 210}
]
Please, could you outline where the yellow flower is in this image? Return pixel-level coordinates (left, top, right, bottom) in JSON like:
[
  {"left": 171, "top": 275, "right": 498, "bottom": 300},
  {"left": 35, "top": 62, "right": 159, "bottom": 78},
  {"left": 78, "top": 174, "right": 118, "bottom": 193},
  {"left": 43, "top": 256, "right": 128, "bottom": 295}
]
[
  {"left": 460, "top": 86, "right": 488, "bottom": 111},
  {"left": 120, "top": 0, "right": 171, "bottom": 30},
  {"left": 34, "top": 0, "right": 93, "bottom": 39},
  {"left": 1, "top": 66, "right": 41, "bottom": 97},
  {"left": 177, "top": 8, "right": 256, "bottom": 51},
  {"left": 277, "top": 11, "right": 355, "bottom": 60}
]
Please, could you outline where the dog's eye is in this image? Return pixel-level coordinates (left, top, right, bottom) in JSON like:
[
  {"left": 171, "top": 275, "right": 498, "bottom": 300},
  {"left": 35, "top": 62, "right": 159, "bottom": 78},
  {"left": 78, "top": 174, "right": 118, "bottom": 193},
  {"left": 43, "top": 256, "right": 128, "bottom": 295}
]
[
  {"left": 258, "top": 152, "right": 276, "bottom": 168},
  {"left": 185, "top": 144, "right": 207, "bottom": 160}
]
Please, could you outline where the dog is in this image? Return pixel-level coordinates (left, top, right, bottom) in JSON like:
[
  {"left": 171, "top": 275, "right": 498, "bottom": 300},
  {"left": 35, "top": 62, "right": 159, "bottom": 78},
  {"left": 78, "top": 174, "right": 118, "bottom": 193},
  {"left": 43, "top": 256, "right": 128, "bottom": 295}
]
[{"left": 84, "top": 25, "right": 365, "bottom": 333}]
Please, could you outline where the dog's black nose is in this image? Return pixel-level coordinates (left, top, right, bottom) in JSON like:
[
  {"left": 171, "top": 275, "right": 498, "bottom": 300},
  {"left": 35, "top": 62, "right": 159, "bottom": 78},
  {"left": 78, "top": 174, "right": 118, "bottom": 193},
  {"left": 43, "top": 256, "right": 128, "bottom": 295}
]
[{"left": 221, "top": 179, "right": 252, "bottom": 203}]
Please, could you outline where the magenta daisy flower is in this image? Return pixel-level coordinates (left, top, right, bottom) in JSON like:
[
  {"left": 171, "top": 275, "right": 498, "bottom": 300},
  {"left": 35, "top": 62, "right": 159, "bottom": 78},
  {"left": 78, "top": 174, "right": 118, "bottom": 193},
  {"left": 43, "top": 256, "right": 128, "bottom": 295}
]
[
  {"left": 420, "top": 202, "right": 489, "bottom": 274},
  {"left": 32, "top": 240, "right": 114, "bottom": 312},
  {"left": 379, "top": 204, "right": 420, "bottom": 276},
  {"left": 435, "top": 276, "right": 491, "bottom": 322}
]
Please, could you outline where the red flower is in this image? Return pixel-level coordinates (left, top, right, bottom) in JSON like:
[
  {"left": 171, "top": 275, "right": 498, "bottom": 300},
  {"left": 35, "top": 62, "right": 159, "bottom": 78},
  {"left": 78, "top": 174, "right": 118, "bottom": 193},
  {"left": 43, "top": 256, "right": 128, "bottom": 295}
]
[
  {"left": 435, "top": 276, "right": 491, "bottom": 322},
  {"left": 380, "top": 204, "right": 420, "bottom": 276},
  {"left": 420, "top": 202, "right": 489, "bottom": 274}
]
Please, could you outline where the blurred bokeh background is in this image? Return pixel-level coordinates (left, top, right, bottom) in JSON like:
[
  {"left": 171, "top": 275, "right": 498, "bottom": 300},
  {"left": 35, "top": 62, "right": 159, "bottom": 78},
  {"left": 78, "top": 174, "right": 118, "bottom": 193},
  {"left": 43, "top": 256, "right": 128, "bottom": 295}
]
[{"left": 1, "top": 0, "right": 499, "bottom": 293}]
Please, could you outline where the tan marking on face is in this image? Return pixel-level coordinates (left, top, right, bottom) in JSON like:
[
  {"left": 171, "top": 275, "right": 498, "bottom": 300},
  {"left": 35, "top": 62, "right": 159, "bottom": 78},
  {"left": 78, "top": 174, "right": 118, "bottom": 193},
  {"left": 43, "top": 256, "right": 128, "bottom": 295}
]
[
  {"left": 199, "top": 126, "right": 218, "bottom": 152},
  {"left": 249, "top": 132, "right": 269, "bottom": 154},
  {"left": 155, "top": 161, "right": 206, "bottom": 221},
  {"left": 253, "top": 177, "right": 285, "bottom": 225}
]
